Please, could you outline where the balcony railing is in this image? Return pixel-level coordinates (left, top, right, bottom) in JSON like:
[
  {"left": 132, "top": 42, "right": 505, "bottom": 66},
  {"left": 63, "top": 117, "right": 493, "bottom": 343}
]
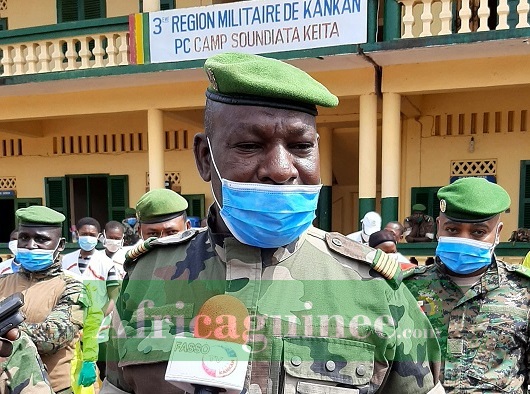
[
  {"left": 0, "top": 16, "right": 129, "bottom": 77},
  {"left": 397, "top": 0, "right": 530, "bottom": 38}
]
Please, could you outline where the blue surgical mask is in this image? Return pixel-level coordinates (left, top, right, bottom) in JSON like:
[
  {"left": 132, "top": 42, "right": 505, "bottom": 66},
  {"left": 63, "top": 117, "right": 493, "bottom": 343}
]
[
  {"left": 208, "top": 138, "right": 321, "bottom": 248},
  {"left": 436, "top": 236, "right": 495, "bottom": 275},
  {"left": 126, "top": 218, "right": 137, "bottom": 226},
  {"left": 16, "top": 244, "right": 60, "bottom": 272},
  {"left": 78, "top": 235, "right": 99, "bottom": 252}
]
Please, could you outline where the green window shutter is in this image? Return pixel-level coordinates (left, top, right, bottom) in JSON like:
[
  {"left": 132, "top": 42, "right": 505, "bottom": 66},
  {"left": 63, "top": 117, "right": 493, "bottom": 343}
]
[
  {"left": 519, "top": 161, "right": 530, "bottom": 228},
  {"left": 0, "top": 18, "right": 8, "bottom": 30},
  {"left": 182, "top": 194, "right": 205, "bottom": 219},
  {"left": 85, "top": 0, "right": 106, "bottom": 19},
  {"left": 45, "top": 177, "right": 68, "bottom": 237},
  {"left": 108, "top": 175, "right": 129, "bottom": 222},
  {"left": 58, "top": 0, "right": 80, "bottom": 22},
  {"left": 16, "top": 198, "right": 43, "bottom": 210},
  {"left": 139, "top": 0, "right": 143, "bottom": 12},
  {"left": 160, "top": 0, "right": 175, "bottom": 10}
]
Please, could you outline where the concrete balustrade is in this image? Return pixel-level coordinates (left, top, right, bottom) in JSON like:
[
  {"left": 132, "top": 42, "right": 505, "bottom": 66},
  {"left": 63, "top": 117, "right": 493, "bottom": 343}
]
[
  {"left": 398, "top": 0, "right": 530, "bottom": 37},
  {"left": 0, "top": 31, "right": 129, "bottom": 77}
]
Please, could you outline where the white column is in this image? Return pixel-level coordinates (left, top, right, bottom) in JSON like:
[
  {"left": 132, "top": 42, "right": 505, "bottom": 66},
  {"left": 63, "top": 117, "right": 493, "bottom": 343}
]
[
  {"left": 381, "top": 92, "right": 401, "bottom": 216},
  {"left": 147, "top": 109, "right": 165, "bottom": 190},
  {"left": 359, "top": 94, "right": 378, "bottom": 202},
  {"left": 143, "top": 0, "right": 161, "bottom": 12}
]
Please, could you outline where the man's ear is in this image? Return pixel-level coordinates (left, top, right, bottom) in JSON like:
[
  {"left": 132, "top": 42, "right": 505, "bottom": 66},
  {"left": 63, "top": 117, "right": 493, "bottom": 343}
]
[
  {"left": 186, "top": 220, "right": 191, "bottom": 230},
  {"left": 58, "top": 238, "right": 66, "bottom": 252},
  {"left": 435, "top": 216, "right": 440, "bottom": 239},
  {"left": 193, "top": 133, "right": 211, "bottom": 182}
]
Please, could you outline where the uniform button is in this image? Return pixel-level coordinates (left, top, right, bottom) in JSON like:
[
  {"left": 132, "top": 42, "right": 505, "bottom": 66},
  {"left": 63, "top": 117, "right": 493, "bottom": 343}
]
[
  {"left": 291, "top": 356, "right": 302, "bottom": 366},
  {"left": 356, "top": 365, "right": 366, "bottom": 376},
  {"left": 325, "top": 360, "right": 336, "bottom": 372},
  {"left": 332, "top": 238, "right": 342, "bottom": 247},
  {"left": 143, "top": 345, "right": 152, "bottom": 354}
]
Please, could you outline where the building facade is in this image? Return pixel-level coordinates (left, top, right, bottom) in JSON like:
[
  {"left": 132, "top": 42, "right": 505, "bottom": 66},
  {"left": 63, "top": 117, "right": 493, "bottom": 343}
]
[{"left": 1, "top": 0, "right": 529, "bottom": 248}]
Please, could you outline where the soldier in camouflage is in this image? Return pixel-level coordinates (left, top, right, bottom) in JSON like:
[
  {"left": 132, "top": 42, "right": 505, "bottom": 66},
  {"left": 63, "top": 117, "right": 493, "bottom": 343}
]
[
  {"left": 0, "top": 206, "right": 86, "bottom": 394},
  {"left": 404, "top": 177, "right": 530, "bottom": 393},
  {"left": 102, "top": 52, "right": 443, "bottom": 394},
  {"left": 122, "top": 208, "right": 140, "bottom": 247}
]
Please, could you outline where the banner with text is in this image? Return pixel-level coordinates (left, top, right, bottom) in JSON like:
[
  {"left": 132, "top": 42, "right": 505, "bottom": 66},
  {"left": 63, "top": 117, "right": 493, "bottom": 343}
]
[{"left": 148, "top": 0, "right": 367, "bottom": 63}]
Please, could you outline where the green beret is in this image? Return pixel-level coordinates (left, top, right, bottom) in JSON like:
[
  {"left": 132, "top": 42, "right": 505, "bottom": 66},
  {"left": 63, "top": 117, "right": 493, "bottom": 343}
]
[
  {"left": 136, "top": 189, "right": 188, "bottom": 224},
  {"left": 437, "top": 177, "right": 511, "bottom": 223},
  {"left": 204, "top": 52, "right": 338, "bottom": 115},
  {"left": 124, "top": 208, "right": 136, "bottom": 218},
  {"left": 412, "top": 203, "right": 427, "bottom": 212},
  {"left": 16, "top": 206, "right": 65, "bottom": 227}
]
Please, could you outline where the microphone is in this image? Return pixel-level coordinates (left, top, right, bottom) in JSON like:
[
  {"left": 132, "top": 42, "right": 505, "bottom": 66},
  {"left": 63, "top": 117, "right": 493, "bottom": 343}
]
[{"left": 165, "top": 295, "right": 251, "bottom": 394}]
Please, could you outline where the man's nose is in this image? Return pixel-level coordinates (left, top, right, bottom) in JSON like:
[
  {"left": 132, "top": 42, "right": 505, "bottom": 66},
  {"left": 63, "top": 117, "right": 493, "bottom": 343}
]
[
  {"left": 258, "top": 146, "right": 298, "bottom": 184},
  {"left": 26, "top": 239, "right": 37, "bottom": 249}
]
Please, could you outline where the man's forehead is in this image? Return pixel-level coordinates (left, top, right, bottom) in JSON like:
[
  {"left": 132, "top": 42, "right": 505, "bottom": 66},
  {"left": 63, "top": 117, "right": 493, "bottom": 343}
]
[
  {"left": 19, "top": 225, "right": 60, "bottom": 235},
  {"left": 439, "top": 213, "right": 498, "bottom": 228}
]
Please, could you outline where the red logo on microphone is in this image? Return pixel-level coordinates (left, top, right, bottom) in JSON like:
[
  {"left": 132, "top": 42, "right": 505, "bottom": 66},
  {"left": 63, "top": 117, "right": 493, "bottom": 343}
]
[{"left": 201, "top": 345, "right": 238, "bottom": 378}]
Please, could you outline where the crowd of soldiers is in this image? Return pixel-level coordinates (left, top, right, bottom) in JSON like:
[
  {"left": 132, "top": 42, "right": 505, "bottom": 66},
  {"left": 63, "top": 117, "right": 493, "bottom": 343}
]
[{"left": 0, "top": 52, "right": 529, "bottom": 394}]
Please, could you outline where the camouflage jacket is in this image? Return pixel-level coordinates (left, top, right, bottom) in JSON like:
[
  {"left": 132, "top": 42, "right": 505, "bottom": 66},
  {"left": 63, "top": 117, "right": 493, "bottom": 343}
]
[
  {"left": 106, "top": 226, "right": 443, "bottom": 394},
  {"left": 0, "top": 333, "right": 53, "bottom": 394},
  {"left": 404, "top": 258, "right": 530, "bottom": 393}
]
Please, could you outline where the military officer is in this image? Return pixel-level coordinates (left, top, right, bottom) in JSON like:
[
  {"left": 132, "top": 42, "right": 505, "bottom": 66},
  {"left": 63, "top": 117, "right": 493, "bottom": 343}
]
[
  {"left": 135, "top": 189, "right": 190, "bottom": 240},
  {"left": 0, "top": 205, "right": 86, "bottom": 393},
  {"left": 404, "top": 177, "right": 530, "bottom": 393},
  {"left": 404, "top": 203, "right": 435, "bottom": 243},
  {"left": 103, "top": 53, "right": 443, "bottom": 394}
]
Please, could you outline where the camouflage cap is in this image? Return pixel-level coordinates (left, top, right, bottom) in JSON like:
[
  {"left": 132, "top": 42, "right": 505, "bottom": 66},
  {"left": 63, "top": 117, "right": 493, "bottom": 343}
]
[
  {"left": 412, "top": 203, "right": 427, "bottom": 212},
  {"left": 437, "top": 177, "right": 511, "bottom": 223},
  {"left": 16, "top": 206, "right": 65, "bottom": 227},
  {"left": 136, "top": 189, "right": 188, "bottom": 224},
  {"left": 203, "top": 52, "right": 339, "bottom": 116}
]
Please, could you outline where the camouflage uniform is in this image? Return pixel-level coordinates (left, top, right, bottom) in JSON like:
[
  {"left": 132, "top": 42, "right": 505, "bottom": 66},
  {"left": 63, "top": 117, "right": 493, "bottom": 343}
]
[
  {"left": 0, "top": 332, "right": 53, "bottom": 394},
  {"left": 105, "top": 226, "right": 443, "bottom": 394},
  {"left": 0, "top": 259, "right": 86, "bottom": 392},
  {"left": 404, "top": 258, "right": 530, "bottom": 393}
]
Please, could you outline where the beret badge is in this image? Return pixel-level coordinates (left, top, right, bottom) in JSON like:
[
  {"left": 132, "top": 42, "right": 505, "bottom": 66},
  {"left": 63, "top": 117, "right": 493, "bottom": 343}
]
[
  {"left": 205, "top": 67, "right": 218, "bottom": 91},
  {"left": 440, "top": 199, "right": 447, "bottom": 213}
]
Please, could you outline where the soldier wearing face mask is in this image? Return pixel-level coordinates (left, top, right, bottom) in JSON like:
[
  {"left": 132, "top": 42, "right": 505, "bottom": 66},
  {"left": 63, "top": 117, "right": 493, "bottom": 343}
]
[
  {"left": 0, "top": 205, "right": 86, "bottom": 393},
  {"left": 102, "top": 53, "right": 443, "bottom": 394},
  {"left": 404, "top": 177, "right": 530, "bottom": 393}
]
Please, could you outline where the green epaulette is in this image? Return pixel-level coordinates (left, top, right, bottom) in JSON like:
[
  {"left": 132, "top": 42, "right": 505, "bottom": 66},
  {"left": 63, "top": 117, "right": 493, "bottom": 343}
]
[
  {"left": 503, "top": 261, "right": 530, "bottom": 280},
  {"left": 319, "top": 230, "right": 402, "bottom": 289},
  {"left": 124, "top": 228, "right": 203, "bottom": 264},
  {"left": 402, "top": 264, "right": 428, "bottom": 279}
]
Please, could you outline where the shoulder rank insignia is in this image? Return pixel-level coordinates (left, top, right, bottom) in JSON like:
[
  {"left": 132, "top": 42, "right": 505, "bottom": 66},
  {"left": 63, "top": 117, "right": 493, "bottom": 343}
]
[
  {"left": 124, "top": 228, "right": 203, "bottom": 264},
  {"left": 324, "top": 232, "right": 402, "bottom": 288}
]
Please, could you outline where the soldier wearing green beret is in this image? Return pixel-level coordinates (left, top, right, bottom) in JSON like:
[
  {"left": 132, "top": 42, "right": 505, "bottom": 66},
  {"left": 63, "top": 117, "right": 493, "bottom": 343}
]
[
  {"left": 404, "top": 177, "right": 530, "bottom": 393},
  {"left": 404, "top": 203, "right": 435, "bottom": 243},
  {"left": 103, "top": 53, "right": 443, "bottom": 394},
  {"left": 135, "top": 188, "right": 190, "bottom": 240},
  {"left": 0, "top": 205, "right": 87, "bottom": 394}
]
